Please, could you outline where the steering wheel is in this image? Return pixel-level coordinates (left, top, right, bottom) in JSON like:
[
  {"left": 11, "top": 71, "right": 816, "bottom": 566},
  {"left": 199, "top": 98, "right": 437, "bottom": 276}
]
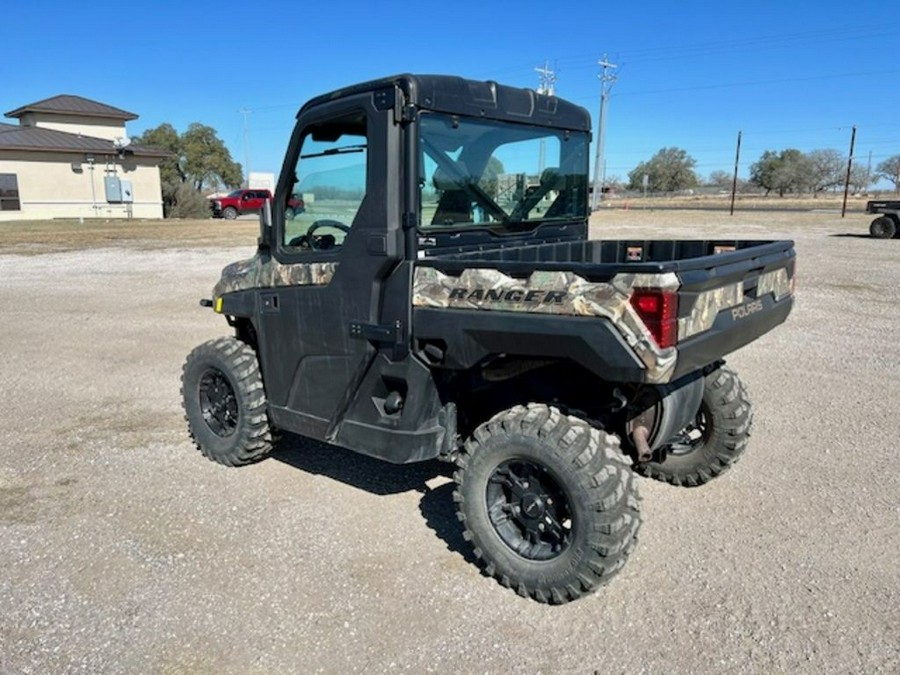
[
  {"left": 287, "top": 219, "right": 351, "bottom": 250},
  {"left": 306, "top": 219, "right": 350, "bottom": 250}
]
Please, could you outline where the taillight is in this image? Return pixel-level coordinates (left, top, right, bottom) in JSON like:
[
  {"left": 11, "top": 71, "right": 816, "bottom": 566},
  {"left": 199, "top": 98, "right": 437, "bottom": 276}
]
[{"left": 630, "top": 290, "right": 678, "bottom": 349}]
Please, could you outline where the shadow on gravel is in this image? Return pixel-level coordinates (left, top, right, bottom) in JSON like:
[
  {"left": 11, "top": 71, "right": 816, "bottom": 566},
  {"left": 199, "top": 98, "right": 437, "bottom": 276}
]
[
  {"left": 829, "top": 233, "right": 877, "bottom": 239},
  {"left": 271, "top": 434, "right": 474, "bottom": 562}
]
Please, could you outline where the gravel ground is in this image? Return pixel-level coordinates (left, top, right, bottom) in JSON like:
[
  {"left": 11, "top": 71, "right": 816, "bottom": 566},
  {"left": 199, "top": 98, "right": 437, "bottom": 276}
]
[{"left": 0, "top": 211, "right": 897, "bottom": 674}]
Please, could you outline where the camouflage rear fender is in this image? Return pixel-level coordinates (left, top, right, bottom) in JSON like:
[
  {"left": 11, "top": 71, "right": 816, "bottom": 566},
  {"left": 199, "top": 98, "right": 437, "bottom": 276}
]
[{"left": 412, "top": 267, "right": 679, "bottom": 383}]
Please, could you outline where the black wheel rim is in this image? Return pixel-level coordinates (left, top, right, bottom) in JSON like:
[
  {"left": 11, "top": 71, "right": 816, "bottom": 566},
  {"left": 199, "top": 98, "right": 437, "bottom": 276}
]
[
  {"left": 198, "top": 368, "right": 238, "bottom": 437},
  {"left": 486, "top": 458, "right": 573, "bottom": 561},
  {"left": 667, "top": 404, "right": 710, "bottom": 457}
]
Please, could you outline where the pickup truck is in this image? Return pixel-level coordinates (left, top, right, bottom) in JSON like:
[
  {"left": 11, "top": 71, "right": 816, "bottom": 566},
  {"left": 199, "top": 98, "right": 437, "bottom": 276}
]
[
  {"left": 866, "top": 200, "right": 900, "bottom": 238},
  {"left": 180, "top": 74, "right": 796, "bottom": 603},
  {"left": 210, "top": 188, "right": 304, "bottom": 220}
]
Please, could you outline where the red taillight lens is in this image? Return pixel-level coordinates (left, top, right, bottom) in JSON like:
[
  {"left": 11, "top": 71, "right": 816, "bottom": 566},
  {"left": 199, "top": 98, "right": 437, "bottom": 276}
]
[{"left": 630, "top": 289, "right": 678, "bottom": 348}]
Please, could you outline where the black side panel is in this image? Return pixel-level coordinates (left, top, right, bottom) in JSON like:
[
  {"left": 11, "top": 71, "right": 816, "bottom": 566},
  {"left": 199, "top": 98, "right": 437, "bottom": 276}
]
[
  {"left": 413, "top": 308, "right": 646, "bottom": 383},
  {"left": 218, "top": 290, "right": 257, "bottom": 318},
  {"left": 334, "top": 354, "right": 450, "bottom": 463}
]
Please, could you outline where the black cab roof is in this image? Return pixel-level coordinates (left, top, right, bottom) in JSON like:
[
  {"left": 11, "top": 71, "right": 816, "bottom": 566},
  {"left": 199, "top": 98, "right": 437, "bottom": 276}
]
[{"left": 298, "top": 74, "right": 592, "bottom": 133}]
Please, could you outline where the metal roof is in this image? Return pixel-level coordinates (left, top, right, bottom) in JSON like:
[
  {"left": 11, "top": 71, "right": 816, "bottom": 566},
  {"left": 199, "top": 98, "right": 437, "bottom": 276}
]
[
  {"left": 4, "top": 95, "right": 138, "bottom": 121},
  {"left": 0, "top": 122, "right": 169, "bottom": 158}
]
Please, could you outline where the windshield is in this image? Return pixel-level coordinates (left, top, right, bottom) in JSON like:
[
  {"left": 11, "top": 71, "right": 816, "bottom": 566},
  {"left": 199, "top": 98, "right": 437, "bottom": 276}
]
[{"left": 419, "top": 114, "right": 588, "bottom": 231}]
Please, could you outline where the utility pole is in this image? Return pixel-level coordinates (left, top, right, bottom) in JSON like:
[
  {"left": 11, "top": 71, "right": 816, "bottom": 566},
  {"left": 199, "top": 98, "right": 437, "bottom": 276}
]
[
  {"left": 534, "top": 61, "right": 557, "bottom": 96},
  {"left": 239, "top": 107, "right": 252, "bottom": 188},
  {"left": 535, "top": 62, "right": 557, "bottom": 173},
  {"left": 841, "top": 125, "right": 856, "bottom": 218},
  {"left": 866, "top": 149, "right": 872, "bottom": 192},
  {"left": 730, "top": 131, "right": 742, "bottom": 216},
  {"left": 591, "top": 55, "right": 617, "bottom": 211}
]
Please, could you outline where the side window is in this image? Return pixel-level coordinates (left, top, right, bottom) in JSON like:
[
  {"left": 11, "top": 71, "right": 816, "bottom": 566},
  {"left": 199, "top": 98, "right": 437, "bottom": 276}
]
[
  {"left": 283, "top": 113, "right": 367, "bottom": 252},
  {"left": 0, "top": 173, "right": 21, "bottom": 211}
]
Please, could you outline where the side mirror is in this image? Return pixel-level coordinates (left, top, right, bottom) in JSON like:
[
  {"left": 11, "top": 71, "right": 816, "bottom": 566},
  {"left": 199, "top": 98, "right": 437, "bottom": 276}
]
[{"left": 259, "top": 198, "right": 272, "bottom": 250}]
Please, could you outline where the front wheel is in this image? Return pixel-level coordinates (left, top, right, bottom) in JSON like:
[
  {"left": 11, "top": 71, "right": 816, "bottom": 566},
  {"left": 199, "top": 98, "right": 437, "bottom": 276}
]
[
  {"left": 181, "top": 336, "right": 274, "bottom": 466},
  {"left": 222, "top": 206, "right": 238, "bottom": 220},
  {"left": 454, "top": 404, "right": 641, "bottom": 604},
  {"left": 636, "top": 365, "right": 752, "bottom": 487}
]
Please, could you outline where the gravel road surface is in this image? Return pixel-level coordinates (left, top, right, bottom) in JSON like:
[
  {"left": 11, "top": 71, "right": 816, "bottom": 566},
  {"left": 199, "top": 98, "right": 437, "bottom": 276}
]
[{"left": 0, "top": 211, "right": 897, "bottom": 673}]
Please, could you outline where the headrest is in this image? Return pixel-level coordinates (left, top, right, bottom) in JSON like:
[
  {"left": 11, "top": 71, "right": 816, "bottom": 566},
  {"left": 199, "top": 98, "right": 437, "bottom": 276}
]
[
  {"left": 540, "top": 167, "right": 563, "bottom": 190},
  {"left": 433, "top": 164, "right": 469, "bottom": 191}
]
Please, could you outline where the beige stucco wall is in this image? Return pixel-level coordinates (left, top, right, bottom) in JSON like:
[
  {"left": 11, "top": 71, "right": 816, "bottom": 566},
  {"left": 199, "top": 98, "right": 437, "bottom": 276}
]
[
  {"left": 18, "top": 112, "right": 128, "bottom": 142},
  {"left": 0, "top": 150, "right": 164, "bottom": 220}
]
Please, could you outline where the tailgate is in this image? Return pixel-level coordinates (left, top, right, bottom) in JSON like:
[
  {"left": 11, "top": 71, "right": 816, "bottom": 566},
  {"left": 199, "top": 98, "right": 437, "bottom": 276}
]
[{"left": 671, "top": 240, "right": 795, "bottom": 379}]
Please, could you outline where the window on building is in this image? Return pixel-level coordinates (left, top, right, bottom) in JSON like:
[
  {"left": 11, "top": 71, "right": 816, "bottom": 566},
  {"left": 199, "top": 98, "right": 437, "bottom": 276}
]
[{"left": 0, "top": 174, "right": 21, "bottom": 211}]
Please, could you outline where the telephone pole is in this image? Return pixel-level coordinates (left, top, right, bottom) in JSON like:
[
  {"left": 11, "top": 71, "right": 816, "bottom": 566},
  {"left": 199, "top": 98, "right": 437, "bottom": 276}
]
[
  {"left": 535, "top": 62, "right": 557, "bottom": 172},
  {"left": 841, "top": 125, "right": 856, "bottom": 218},
  {"left": 591, "top": 55, "right": 617, "bottom": 211},
  {"left": 239, "top": 107, "right": 252, "bottom": 187},
  {"left": 534, "top": 61, "right": 557, "bottom": 96}
]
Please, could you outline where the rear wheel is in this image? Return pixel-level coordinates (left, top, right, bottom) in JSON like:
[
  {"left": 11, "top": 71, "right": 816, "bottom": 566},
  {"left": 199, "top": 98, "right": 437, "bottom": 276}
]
[
  {"left": 285, "top": 206, "right": 296, "bottom": 220},
  {"left": 636, "top": 365, "right": 752, "bottom": 487},
  {"left": 222, "top": 206, "right": 238, "bottom": 220},
  {"left": 870, "top": 216, "right": 896, "bottom": 239},
  {"left": 454, "top": 404, "right": 641, "bottom": 604},
  {"left": 181, "top": 336, "right": 274, "bottom": 466}
]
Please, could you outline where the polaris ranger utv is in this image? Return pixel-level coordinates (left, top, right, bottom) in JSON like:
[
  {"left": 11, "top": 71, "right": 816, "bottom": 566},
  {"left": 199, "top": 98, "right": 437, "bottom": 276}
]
[{"left": 181, "top": 75, "right": 795, "bottom": 603}]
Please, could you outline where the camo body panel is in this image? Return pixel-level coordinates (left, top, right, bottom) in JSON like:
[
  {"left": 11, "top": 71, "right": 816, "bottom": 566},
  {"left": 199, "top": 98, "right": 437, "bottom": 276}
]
[
  {"left": 213, "top": 255, "right": 338, "bottom": 297},
  {"left": 412, "top": 266, "right": 677, "bottom": 383},
  {"left": 757, "top": 267, "right": 791, "bottom": 300},
  {"left": 678, "top": 283, "right": 744, "bottom": 341}
]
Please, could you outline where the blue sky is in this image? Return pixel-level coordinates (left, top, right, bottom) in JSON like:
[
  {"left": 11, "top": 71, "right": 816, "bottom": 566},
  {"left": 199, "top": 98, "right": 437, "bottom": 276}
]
[{"left": 2, "top": 0, "right": 898, "bottom": 188}]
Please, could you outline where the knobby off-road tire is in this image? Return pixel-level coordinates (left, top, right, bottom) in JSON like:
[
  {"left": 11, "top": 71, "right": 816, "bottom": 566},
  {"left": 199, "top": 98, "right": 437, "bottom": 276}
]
[
  {"left": 181, "top": 336, "right": 274, "bottom": 466},
  {"left": 454, "top": 404, "right": 641, "bottom": 604},
  {"left": 869, "top": 216, "right": 897, "bottom": 239},
  {"left": 637, "top": 365, "right": 752, "bottom": 487}
]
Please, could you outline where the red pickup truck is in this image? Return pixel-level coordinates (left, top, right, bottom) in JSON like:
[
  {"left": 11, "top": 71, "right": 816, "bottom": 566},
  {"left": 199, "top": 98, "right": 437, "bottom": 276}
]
[{"left": 210, "top": 189, "right": 305, "bottom": 220}]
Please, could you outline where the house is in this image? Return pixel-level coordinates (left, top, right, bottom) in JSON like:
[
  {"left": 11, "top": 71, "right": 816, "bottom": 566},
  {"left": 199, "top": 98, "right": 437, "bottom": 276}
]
[{"left": 0, "top": 94, "right": 168, "bottom": 220}]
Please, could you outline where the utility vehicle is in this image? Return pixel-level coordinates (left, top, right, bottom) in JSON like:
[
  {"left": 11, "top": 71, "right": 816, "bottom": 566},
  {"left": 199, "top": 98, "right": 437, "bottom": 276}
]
[
  {"left": 865, "top": 200, "right": 900, "bottom": 239},
  {"left": 182, "top": 74, "right": 796, "bottom": 603}
]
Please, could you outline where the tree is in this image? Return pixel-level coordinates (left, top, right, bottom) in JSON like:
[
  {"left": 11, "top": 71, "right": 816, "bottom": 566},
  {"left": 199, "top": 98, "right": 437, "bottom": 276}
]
[
  {"left": 479, "top": 156, "right": 505, "bottom": 197},
  {"left": 627, "top": 147, "right": 698, "bottom": 193},
  {"left": 750, "top": 149, "right": 812, "bottom": 197},
  {"left": 876, "top": 155, "right": 900, "bottom": 191},
  {"left": 706, "top": 170, "right": 734, "bottom": 189},
  {"left": 181, "top": 123, "right": 243, "bottom": 192},
  {"left": 132, "top": 123, "right": 242, "bottom": 217},
  {"left": 806, "top": 149, "right": 845, "bottom": 195},
  {"left": 849, "top": 163, "right": 874, "bottom": 194}
]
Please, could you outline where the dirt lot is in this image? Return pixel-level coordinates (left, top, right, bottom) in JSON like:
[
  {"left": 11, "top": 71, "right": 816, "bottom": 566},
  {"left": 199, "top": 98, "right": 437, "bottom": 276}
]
[{"left": 0, "top": 210, "right": 897, "bottom": 674}]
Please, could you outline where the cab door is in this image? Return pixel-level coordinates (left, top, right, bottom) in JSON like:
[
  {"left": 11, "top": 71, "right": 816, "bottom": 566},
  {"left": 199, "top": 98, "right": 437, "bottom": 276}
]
[{"left": 255, "top": 91, "right": 402, "bottom": 441}]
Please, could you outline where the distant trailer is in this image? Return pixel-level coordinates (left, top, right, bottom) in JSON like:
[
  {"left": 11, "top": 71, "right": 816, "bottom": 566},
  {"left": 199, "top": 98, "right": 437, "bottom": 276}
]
[{"left": 865, "top": 200, "right": 900, "bottom": 239}]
